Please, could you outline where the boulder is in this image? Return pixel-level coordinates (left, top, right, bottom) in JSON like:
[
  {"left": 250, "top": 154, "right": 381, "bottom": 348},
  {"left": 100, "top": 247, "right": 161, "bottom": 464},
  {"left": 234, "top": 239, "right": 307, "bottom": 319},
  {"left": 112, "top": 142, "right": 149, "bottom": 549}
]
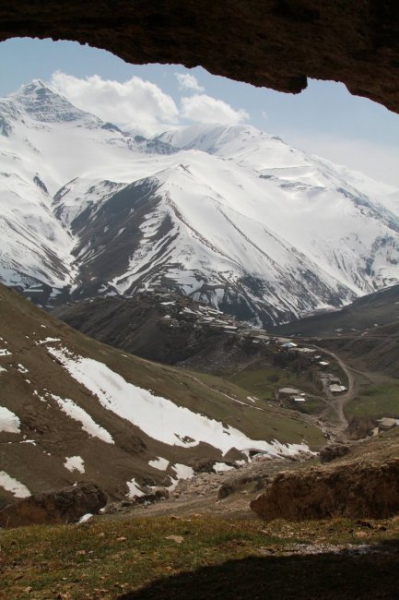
[
  {"left": 377, "top": 418, "right": 398, "bottom": 431},
  {"left": 250, "top": 458, "right": 399, "bottom": 521},
  {"left": 319, "top": 443, "right": 350, "bottom": 463},
  {"left": 218, "top": 474, "right": 271, "bottom": 499},
  {"left": 0, "top": 482, "right": 107, "bottom": 528}
]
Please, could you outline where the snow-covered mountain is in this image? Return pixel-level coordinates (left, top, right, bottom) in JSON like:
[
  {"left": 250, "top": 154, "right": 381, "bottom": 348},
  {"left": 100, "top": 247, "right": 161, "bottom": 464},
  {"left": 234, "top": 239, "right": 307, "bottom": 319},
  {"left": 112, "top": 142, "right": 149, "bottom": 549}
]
[{"left": 1, "top": 79, "right": 399, "bottom": 326}]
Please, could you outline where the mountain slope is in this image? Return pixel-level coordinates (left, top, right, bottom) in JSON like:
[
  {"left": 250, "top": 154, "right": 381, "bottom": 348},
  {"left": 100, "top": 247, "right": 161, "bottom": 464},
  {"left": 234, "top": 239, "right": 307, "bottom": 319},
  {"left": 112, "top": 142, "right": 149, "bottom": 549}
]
[
  {"left": 1, "top": 81, "right": 399, "bottom": 325},
  {"left": 270, "top": 282, "right": 399, "bottom": 337},
  {"left": 0, "top": 283, "right": 322, "bottom": 507}
]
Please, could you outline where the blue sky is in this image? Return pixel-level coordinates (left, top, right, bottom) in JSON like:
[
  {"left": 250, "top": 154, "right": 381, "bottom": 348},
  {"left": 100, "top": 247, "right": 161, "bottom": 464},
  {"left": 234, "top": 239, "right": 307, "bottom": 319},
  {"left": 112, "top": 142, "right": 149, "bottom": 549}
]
[{"left": 1, "top": 37, "right": 399, "bottom": 187}]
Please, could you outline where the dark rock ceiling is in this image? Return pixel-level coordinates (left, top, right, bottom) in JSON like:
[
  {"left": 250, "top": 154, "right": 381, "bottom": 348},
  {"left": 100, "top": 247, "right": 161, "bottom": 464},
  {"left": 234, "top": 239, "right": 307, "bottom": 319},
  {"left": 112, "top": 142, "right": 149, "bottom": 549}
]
[{"left": 0, "top": 1, "right": 399, "bottom": 113}]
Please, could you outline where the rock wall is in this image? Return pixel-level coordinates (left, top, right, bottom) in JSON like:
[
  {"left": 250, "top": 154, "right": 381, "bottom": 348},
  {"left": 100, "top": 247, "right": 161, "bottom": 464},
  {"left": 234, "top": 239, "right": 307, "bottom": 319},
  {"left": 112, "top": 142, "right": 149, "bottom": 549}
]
[
  {"left": 1, "top": 1, "right": 399, "bottom": 113},
  {"left": 250, "top": 458, "right": 399, "bottom": 521}
]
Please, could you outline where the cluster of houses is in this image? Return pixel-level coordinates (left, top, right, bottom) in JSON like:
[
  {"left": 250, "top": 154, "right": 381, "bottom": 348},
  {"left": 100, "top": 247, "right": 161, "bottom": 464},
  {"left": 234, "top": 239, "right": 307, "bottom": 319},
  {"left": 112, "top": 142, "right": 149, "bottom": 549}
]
[
  {"left": 325, "top": 374, "right": 347, "bottom": 395},
  {"left": 278, "top": 387, "right": 307, "bottom": 403},
  {"left": 157, "top": 295, "right": 241, "bottom": 332},
  {"left": 275, "top": 344, "right": 348, "bottom": 403},
  {"left": 154, "top": 291, "right": 348, "bottom": 399},
  {"left": 156, "top": 292, "right": 273, "bottom": 342},
  {"left": 276, "top": 342, "right": 348, "bottom": 394},
  {"left": 277, "top": 374, "right": 347, "bottom": 407}
]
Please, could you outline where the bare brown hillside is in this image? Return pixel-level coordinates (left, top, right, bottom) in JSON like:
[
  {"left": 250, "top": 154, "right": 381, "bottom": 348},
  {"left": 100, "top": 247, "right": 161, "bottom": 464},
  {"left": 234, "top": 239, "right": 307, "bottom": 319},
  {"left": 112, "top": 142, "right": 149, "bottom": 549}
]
[{"left": 0, "top": 283, "right": 323, "bottom": 512}]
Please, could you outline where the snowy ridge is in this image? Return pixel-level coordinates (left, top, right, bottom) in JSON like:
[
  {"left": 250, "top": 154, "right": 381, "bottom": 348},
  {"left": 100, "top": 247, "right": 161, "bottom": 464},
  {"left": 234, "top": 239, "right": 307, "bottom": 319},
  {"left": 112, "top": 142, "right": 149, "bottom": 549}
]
[{"left": 1, "top": 81, "right": 399, "bottom": 325}]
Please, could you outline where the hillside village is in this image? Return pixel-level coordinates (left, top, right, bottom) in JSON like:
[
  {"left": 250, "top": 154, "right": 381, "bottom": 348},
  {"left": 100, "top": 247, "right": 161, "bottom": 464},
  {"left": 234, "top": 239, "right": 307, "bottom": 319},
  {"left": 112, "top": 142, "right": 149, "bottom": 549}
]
[
  {"left": 149, "top": 290, "right": 348, "bottom": 402},
  {"left": 72, "top": 288, "right": 349, "bottom": 405}
]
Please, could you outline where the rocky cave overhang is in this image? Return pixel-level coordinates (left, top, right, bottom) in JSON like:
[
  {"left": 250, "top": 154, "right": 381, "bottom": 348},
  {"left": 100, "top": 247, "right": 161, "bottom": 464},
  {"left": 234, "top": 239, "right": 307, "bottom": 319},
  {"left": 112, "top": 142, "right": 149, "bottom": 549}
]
[{"left": 1, "top": 0, "right": 399, "bottom": 114}]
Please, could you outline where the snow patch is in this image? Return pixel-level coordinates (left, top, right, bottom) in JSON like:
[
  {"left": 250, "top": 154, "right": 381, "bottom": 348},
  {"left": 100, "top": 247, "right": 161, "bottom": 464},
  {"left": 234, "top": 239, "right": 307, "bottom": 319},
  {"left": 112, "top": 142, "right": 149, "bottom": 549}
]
[
  {"left": 64, "top": 455, "right": 85, "bottom": 474},
  {"left": 213, "top": 462, "right": 235, "bottom": 473},
  {"left": 38, "top": 337, "right": 61, "bottom": 344},
  {"left": 149, "top": 456, "right": 169, "bottom": 471},
  {"left": 0, "top": 406, "right": 21, "bottom": 433},
  {"left": 78, "top": 513, "right": 93, "bottom": 524},
  {"left": 126, "top": 477, "right": 145, "bottom": 499},
  {"left": 0, "top": 471, "right": 31, "bottom": 498},
  {"left": 48, "top": 346, "right": 312, "bottom": 458},
  {"left": 172, "top": 463, "right": 194, "bottom": 480},
  {"left": 49, "top": 393, "right": 114, "bottom": 444},
  {"left": 0, "top": 349, "right": 11, "bottom": 356}
]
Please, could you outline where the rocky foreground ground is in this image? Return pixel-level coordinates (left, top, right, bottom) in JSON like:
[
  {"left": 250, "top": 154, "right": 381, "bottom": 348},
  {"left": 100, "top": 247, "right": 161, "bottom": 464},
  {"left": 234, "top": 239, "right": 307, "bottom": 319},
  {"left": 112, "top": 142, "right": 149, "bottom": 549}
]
[
  {"left": 4, "top": 434, "right": 399, "bottom": 599},
  {"left": 107, "top": 430, "right": 399, "bottom": 523},
  {"left": 4, "top": 423, "right": 399, "bottom": 529}
]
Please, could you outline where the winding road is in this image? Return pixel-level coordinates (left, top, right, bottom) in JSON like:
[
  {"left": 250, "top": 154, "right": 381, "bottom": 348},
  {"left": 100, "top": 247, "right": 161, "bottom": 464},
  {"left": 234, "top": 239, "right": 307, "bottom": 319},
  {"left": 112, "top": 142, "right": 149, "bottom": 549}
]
[{"left": 313, "top": 344, "right": 358, "bottom": 436}]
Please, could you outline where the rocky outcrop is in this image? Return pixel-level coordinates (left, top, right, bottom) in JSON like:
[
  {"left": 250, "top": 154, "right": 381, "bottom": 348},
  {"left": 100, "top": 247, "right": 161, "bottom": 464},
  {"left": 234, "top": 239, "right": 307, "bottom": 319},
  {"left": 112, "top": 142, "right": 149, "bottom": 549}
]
[
  {"left": 377, "top": 418, "right": 398, "bottom": 431},
  {"left": 1, "top": 2, "right": 399, "bottom": 114},
  {"left": 250, "top": 458, "right": 399, "bottom": 521},
  {"left": 320, "top": 443, "right": 350, "bottom": 464},
  {"left": 218, "top": 474, "right": 271, "bottom": 500},
  {"left": 0, "top": 482, "right": 107, "bottom": 528}
]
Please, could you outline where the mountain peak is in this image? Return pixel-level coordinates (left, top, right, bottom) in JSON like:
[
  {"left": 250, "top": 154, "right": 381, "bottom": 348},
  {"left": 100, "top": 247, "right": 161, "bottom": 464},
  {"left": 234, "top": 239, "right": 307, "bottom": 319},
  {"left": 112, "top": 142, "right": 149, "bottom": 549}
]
[
  {"left": 156, "top": 122, "right": 284, "bottom": 156},
  {"left": 20, "top": 79, "right": 48, "bottom": 94},
  {"left": 10, "top": 79, "right": 100, "bottom": 125},
  {"left": 14, "top": 79, "right": 60, "bottom": 104}
]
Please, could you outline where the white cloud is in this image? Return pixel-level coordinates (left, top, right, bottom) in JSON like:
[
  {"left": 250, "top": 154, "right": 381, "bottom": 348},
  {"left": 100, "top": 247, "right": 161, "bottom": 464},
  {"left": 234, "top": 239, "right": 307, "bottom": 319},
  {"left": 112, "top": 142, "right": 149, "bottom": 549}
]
[
  {"left": 175, "top": 72, "right": 204, "bottom": 93},
  {"left": 49, "top": 72, "right": 251, "bottom": 133},
  {"left": 283, "top": 131, "right": 399, "bottom": 189},
  {"left": 50, "top": 72, "right": 179, "bottom": 134},
  {"left": 181, "top": 94, "right": 249, "bottom": 125}
]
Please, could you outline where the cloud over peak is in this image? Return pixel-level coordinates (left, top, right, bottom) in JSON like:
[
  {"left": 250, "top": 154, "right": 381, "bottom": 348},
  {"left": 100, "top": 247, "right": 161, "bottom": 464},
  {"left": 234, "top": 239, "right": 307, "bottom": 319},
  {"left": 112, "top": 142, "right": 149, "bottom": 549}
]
[
  {"left": 181, "top": 94, "right": 249, "bottom": 125},
  {"left": 50, "top": 72, "right": 179, "bottom": 134}
]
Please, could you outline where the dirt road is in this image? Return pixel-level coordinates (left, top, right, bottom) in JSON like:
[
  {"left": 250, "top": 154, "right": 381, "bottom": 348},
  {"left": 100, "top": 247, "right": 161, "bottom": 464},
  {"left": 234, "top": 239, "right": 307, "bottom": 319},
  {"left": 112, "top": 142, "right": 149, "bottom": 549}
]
[{"left": 313, "top": 344, "right": 358, "bottom": 434}]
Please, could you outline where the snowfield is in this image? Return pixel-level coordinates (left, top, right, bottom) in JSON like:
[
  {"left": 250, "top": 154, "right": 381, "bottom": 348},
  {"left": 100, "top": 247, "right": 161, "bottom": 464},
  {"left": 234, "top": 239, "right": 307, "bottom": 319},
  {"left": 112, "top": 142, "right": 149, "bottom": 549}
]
[
  {"left": 48, "top": 345, "right": 312, "bottom": 458},
  {"left": 1, "top": 81, "right": 399, "bottom": 325}
]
